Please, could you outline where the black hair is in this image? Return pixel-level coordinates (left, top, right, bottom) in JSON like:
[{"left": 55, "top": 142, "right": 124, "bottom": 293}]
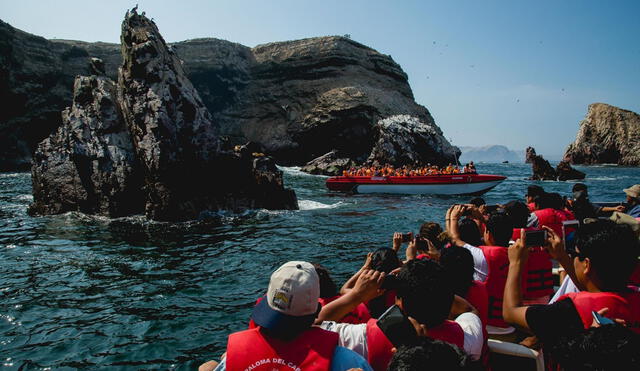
[
  {"left": 503, "top": 200, "right": 530, "bottom": 228},
  {"left": 311, "top": 262, "right": 338, "bottom": 299},
  {"left": 469, "top": 197, "right": 486, "bottom": 207},
  {"left": 572, "top": 183, "right": 588, "bottom": 193},
  {"left": 370, "top": 247, "right": 401, "bottom": 273},
  {"left": 534, "top": 192, "right": 553, "bottom": 209},
  {"left": 527, "top": 185, "right": 545, "bottom": 198},
  {"left": 575, "top": 220, "right": 640, "bottom": 290},
  {"left": 396, "top": 259, "right": 452, "bottom": 328},
  {"left": 389, "top": 338, "right": 479, "bottom": 371},
  {"left": 485, "top": 211, "right": 513, "bottom": 247},
  {"left": 439, "top": 246, "right": 475, "bottom": 297},
  {"left": 458, "top": 218, "right": 482, "bottom": 248},
  {"left": 419, "top": 222, "right": 446, "bottom": 250},
  {"left": 548, "top": 325, "right": 640, "bottom": 371},
  {"left": 548, "top": 192, "right": 565, "bottom": 210}
]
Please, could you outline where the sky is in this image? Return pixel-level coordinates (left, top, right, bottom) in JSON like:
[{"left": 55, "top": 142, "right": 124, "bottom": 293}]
[{"left": 1, "top": 0, "right": 639, "bottom": 158}]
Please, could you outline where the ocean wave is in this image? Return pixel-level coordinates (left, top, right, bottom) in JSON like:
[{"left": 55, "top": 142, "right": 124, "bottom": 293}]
[
  {"left": 298, "top": 199, "right": 344, "bottom": 210},
  {"left": 277, "top": 166, "right": 328, "bottom": 178}
]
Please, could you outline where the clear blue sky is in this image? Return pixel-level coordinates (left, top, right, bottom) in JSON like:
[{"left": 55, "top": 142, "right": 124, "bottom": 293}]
[{"left": 2, "top": 0, "right": 639, "bottom": 158}]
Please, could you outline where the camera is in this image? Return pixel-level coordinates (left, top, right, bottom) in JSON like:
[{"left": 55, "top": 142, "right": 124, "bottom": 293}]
[
  {"left": 401, "top": 232, "right": 413, "bottom": 242},
  {"left": 525, "top": 229, "right": 547, "bottom": 247}
]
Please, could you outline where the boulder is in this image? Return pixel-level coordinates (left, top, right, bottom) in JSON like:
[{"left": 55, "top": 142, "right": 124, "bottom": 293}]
[
  {"left": 30, "top": 9, "right": 297, "bottom": 221},
  {"left": 556, "top": 160, "right": 585, "bottom": 181},
  {"left": 563, "top": 103, "right": 640, "bottom": 166},
  {"left": 29, "top": 75, "right": 144, "bottom": 217},
  {"left": 367, "top": 115, "right": 459, "bottom": 167},
  {"left": 528, "top": 148, "right": 557, "bottom": 180},
  {"left": 301, "top": 150, "right": 358, "bottom": 176},
  {"left": 525, "top": 146, "right": 536, "bottom": 164}
]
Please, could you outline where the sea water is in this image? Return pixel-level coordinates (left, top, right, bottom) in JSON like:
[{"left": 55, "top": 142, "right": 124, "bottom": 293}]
[{"left": 0, "top": 163, "right": 638, "bottom": 369}]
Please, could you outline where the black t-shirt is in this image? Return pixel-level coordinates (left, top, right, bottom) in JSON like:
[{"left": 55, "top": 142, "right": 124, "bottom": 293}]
[{"left": 525, "top": 297, "right": 585, "bottom": 345}]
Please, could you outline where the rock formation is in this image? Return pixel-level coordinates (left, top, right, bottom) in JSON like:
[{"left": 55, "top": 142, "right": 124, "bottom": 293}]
[
  {"left": 0, "top": 17, "right": 456, "bottom": 173},
  {"left": 555, "top": 160, "right": 585, "bottom": 181},
  {"left": 30, "top": 10, "right": 297, "bottom": 221},
  {"left": 563, "top": 103, "right": 640, "bottom": 166},
  {"left": 29, "top": 75, "right": 144, "bottom": 216},
  {"left": 525, "top": 147, "right": 537, "bottom": 164},
  {"left": 527, "top": 147, "right": 585, "bottom": 181}
]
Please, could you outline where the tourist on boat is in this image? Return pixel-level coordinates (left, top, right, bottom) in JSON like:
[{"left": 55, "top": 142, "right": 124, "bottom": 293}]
[
  {"left": 440, "top": 246, "right": 489, "bottom": 328},
  {"left": 468, "top": 161, "right": 476, "bottom": 173},
  {"left": 531, "top": 192, "right": 576, "bottom": 236},
  {"left": 623, "top": 184, "right": 640, "bottom": 218},
  {"left": 448, "top": 205, "right": 516, "bottom": 335},
  {"left": 545, "top": 322, "right": 640, "bottom": 370},
  {"left": 200, "top": 261, "right": 372, "bottom": 371},
  {"left": 525, "top": 185, "right": 545, "bottom": 212},
  {"left": 340, "top": 248, "right": 400, "bottom": 318},
  {"left": 388, "top": 338, "right": 479, "bottom": 370},
  {"left": 317, "top": 259, "right": 485, "bottom": 370},
  {"left": 569, "top": 183, "right": 625, "bottom": 223},
  {"left": 502, "top": 220, "right": 640, "bottom": 356},
  {"left": 313, "top": 262, "right": 371, "bottom": 325}
]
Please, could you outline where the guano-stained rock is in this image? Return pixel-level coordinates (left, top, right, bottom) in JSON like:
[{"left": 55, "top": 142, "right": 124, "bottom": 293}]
[{"left": 563, "top": 103, "right": 640, "bottom": 166}]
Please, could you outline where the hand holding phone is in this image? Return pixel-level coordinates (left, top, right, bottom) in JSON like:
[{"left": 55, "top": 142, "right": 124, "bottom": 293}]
[
  {"left": 401, "top": 232, "right": 413, "bottom": 243},
  {"left": 592, "top": 310, "right": 615, "bottom": 326},
  {"left": 525, "top": 230, "right": 547, "bottom": 247}
]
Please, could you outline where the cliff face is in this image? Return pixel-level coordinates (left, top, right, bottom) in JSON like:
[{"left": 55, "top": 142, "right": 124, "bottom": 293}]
[
  {"left": 30, "top": 10, "right": 297, "bottom": 221},
  {"left": 563, "top": 103, "right": 640, "bottom": 166},
  {"left": 1, "top": 17, "right": 456, "bottom": 172}
]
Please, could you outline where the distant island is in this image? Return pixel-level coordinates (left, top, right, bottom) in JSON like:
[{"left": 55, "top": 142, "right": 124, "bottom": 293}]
[{"left": 459, "top": 145, "right": 563, "bottom": 163}]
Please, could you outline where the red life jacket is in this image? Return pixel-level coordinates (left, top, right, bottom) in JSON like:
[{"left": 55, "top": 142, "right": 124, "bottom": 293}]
[
  {"left": 558, "top": 290, "right": 640, "bottom": 334},
  {"left": 226, "top": 327, "right": 338, "bottom": 371},
  {"left": 523, "top": 247, "right": 554, "bottom": 299},
  {"left": 480, "top": 245, "right": 510, "bottom": 328},
  {"left": 534, "top": 208, "right": 567, "bottom": 236},
  {"left": 466, "top": 280, "right": 489, "bottom": 327},
  {"left": 527, "top": 202, "right": 536, "bottom": 212},
  {"left": 318, "top": 295, "right": 372, "bottom": 324},
  {"left": 366, "top": 318, "right": 465, "bottom": 371}
]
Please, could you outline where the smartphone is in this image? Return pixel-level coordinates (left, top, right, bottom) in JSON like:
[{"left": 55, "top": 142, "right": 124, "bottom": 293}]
[
  {"left": 401, "top": 232, "right": 413, "bottom": 243},
  {"left": 376, "top": 305, "right": 419, "bottom": 347},
  {"left": 414, "top": 237, "right": 428, "bottom": 250},
  {"left": 562, "top": 220, "right": 580, "bottom": 248},
  {"left": 592, "top": 310, "right": 615, "bottom": 326},
  {"left": 525, "top": 230, "right": 547, "bottom": 247}
]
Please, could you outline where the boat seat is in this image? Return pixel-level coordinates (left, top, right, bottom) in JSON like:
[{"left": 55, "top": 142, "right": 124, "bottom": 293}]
[{"left": 488, "top": 339, "right": 544, "bottom": 371}]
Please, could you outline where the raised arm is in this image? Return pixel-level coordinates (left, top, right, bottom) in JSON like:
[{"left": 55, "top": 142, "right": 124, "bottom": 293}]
[
  {"left": 447, "top": 204, "right": 468, "bottom": 247},
  {"left": 449, "top": 294, "right": 479, "bottom": 319},
  {"left": 317, "top": 269, "right": 384, "bottom": 324},
  {"left": 541, "top": 225, "right": 585, "bottom": 291},
  {"left": 340, "top": 253, "right": 373, "bottom": 295},
  {"left": 502, "top": 229, "right": 530, "bottom": 330}
]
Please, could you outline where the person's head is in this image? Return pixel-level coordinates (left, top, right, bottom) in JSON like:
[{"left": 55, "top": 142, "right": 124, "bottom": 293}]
[
  {"left": 388, "top": 338, "right": 477, "bottom": 371},
  {"left": 484, "top": 211, "right": 513, "bottom": 247},
  {"left": 572, "top": 182, "right": 588, "bottom": 194},
  {"left": 547, "top": 192, "right": 565, "bottom": 210},
  {"left": 572, "top": 220, "right": 640, "bottom": 291},
  {"left": 469, "top": 197, "right": 485, "bottom": 207},
  {"left": 251, "top": 261, "right": 321, "bottom": 340},
  {"left": 503, "top": 200, "right": 530, "bottom": 228},
  {"left": 526, "top": 185, "right": 545, "bottom": 203},
  {"left": 396, "top": 259, "right": 452, "bottom": 328},
  {"left": 419, "top": 222, "right": 446, "bottom": 250},
  {"left": 623, "top": 184, "right": 640, "bottom": 205},
  {"left": 370, "top": 247, "right": 401, "bottom": 273},
  {"left": 533, "top": 192, "right": 554, "bottom": 210},
  {"left": 457, "top": 218, "right": 482, "bottom": 247},
  {"left": 439, "top": 246, "right": 475, "bottom": 297},
  {"left": 311, "top": 262, "right": 338, "bottom": 299},
  {"left": 548, "top": 325, "right": 640, "bottom": 371}
]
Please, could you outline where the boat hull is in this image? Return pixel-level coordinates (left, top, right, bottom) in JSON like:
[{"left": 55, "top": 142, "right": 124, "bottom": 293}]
[{"left": 326, "top": 174, "right": 506, "bottom": 195}]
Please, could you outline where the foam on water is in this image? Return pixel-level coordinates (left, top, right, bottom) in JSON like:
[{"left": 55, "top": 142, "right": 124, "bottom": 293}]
[
  {"left": 277, "top": 165, "right": 328, "bottom": 178},
  {"left": 298, "top": 199, "right": 345, "bottom": 210}
]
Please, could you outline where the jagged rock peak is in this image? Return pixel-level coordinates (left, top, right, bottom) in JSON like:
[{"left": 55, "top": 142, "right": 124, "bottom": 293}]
[
  {"left": 563, "top": 103, "right": 640, "bottom": 166},
  {"left": 29, "top": 75, "right": 144, "bottom": 217}
]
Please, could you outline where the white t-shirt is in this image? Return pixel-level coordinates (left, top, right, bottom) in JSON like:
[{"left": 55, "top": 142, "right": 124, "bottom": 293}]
[
  {"left": 320, "top": 312, "right": 484, "bottom": 360},
  {"left": 462, "top": 243, "right": 489, "bottom": 282}
]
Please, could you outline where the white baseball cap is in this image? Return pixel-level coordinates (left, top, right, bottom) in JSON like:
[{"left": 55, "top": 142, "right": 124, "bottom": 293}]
[{"left": 251, "top": 261, "right": 320, "bottom": 331}]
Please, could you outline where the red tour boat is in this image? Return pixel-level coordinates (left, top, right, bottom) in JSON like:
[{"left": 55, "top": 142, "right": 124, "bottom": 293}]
[{"left": 326, "top": 173, "right": 506, "bottom": 195}]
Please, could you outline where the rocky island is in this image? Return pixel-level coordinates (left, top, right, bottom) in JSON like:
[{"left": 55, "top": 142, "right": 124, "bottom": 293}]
[
  {"left": 1, "top": 13, "right": 457, "bottom": 175},
  {"left": 29, "top": 10, "right": 297, "bottom": 221},
  {"left": 563, "top": 103, "right": 640, "bottom": 166}
]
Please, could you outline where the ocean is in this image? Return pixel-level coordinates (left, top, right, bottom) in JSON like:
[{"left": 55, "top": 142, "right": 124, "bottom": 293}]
[{"left": 1, "top": 163, "right": 638, "bottom": 370}]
